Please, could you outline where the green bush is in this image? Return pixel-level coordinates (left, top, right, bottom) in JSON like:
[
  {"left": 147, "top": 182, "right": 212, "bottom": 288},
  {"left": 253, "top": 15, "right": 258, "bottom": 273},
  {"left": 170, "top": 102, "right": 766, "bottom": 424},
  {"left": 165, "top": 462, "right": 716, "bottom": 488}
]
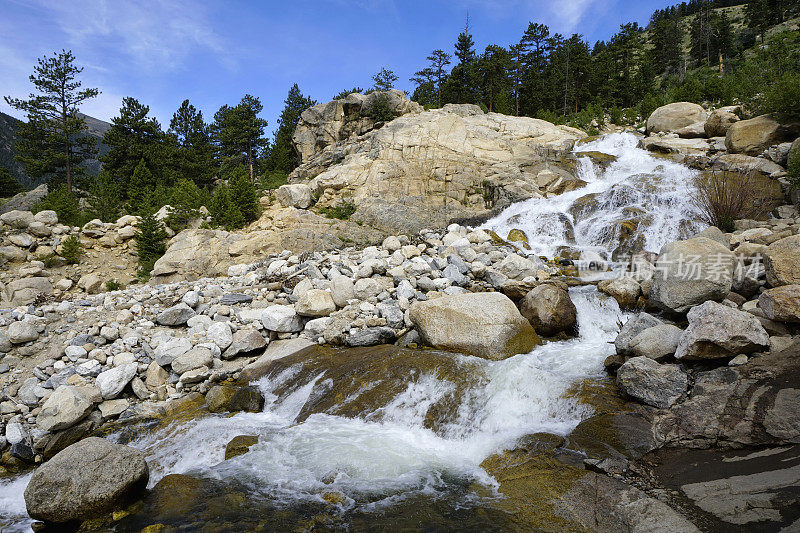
[
  {"left": 0, "top": 167, "right": 23, "bottom": 198},
  {"left": 228, "top": 167, "right": 259, "bottom": 223},
  {"left": 134, "top": 212, "right": 167, "bottom": 279},
  {"left": 105, "top": 279, "right": 122, "bottom": 291},
  {"left": 209, "top": 183, "right": 245, "bottom": 230},
  {"left": 35, "top": 185, "right": 87, "bottom": 227},
  {"left": 364, "top": 93, "right": 398, "bottom": 123},
  {"left": 318, "top": 200, "right": 356, "bottom": 220},
  {"left": 61, "top": 234, "right": 83, "bottom": 264},
  {"left": 788, "top": 149, "right": 800, "bottom": 192},
  {"left": 609, "top": 106, "right": 623, "bottom": 125}
]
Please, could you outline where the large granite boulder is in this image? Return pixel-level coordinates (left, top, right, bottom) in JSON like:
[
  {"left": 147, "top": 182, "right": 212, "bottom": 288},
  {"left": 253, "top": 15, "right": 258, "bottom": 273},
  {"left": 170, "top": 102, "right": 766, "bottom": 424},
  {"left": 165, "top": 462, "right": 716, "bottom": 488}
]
[
  {"left": 24, "top": 437, "right": 148, "bottom": 523},
  {"left": 614, "top": 313, "right": 663, "bottom": 355},
  {"left": 649, "top": 237, "right": 735, "bottom": 313},
  {"left": 3, "top": 277, "right": 53, "bottom": 306},
  {"left": 628, "top": 324, "right": 683, "bottom": 360},
  {"left": 409, "top": 292, "right": 539, "bottom": 360},
  {"left": 764, "top": 235, "right": 800, "bottom": 287},
  {"left": 646, "top": 102, "right": 707, "bottom": 134},
  {"left": 704, "top": 106, "right": 740, "bottom": 137},
  {"left": 725, "top": 114, "right": 800, "bottom": 156},
  {"left": 35, "top": 385, "right": 94, "bottom": 432},
  {"left": 675, "top": 301, "right": 769, "bottom": 360},
  {"left": 275, "top": 184, "right": 313, "bottom": 209},
  {"left": 519, "top": 284, "right": 577, "bottom": 336}
]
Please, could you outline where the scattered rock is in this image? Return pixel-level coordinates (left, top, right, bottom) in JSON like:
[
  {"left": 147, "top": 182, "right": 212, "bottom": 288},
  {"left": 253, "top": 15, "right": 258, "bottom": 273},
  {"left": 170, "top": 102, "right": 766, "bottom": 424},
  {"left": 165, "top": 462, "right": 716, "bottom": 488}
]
[
  {"left": 224, "top": 435, "right": 259, "bottom": 460},
  {"left": 156, "top": 303, "right": 196, "bottom": 326},
  {"left": 675, "top": 301, "right": 769, "bottom": 360},
  {"left": 629, "top": 324, "right": 683, "bottom": 360},
  {"left": 519, "top": 284, "right": 577, "bottom": 336},
  {"left": 617, "top": 356, "right": 688, "bottom": 408},
  {"left": 764, "top": 235, "right": 800, "bottom": 287},
  {"left": 759, "top": 285, "right": 800, "bottom": 323},
  {"left": 7, "top": 321, "right": 39, "bottom": 344},
  {"left": 35, "top": 385, "right": 94, "bottom": 432}
]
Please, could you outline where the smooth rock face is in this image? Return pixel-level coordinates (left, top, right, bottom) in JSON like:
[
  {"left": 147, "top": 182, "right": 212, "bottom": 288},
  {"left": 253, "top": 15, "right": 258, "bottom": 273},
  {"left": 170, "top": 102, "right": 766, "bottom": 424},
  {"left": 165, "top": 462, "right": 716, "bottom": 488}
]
[
  {"left": 519, "top": 284, "right": 577, "bottom": 336},
  {"left": 3, "top": 277, "right": 53, "bottom": 306},
  {"left": 24, "top": 437, "right": 149, "bottom": 523},
  {"left": 171, "top": 346, "right": 213, "bottom": 374},
  {"left": 617, "top": 356, "right": 688, "bottom": 408},
  {"left": 95, "top": 363, "right": 138, "bottom": 399},
  {"left": 409, "top": 292, "right": 539, "bottom": 360},
  {"left": 764, "top": 235, "right": 800, "bottom": 287},
  {"left": 275, "top": 184, "right": 313, "bottom": 209},
  {"left": 597, "top": 277, "right": 641, "bottom": 309},
  {"left": 675, "top": 301, "right": 769, "bottom": 360},
  {"left": 759, "top": 285, "right": 800, "bottom": 323},
  {"left": 615, "top": 313, "right": 664, "bottom": 355},
  {"left": 647, "top": 102, "right": 708, "bottom": 134},
  {"left": 725, "top": 114, "right": 798, "bottom": 156},
  {"left": 330, "top": 276, "right": 355, "bottom": 307},
  {"left": 222, "top": 328, "right": 267, "bottom": 359},
  {"left": 629, "top": 324, "right": 683, "bottom": 360},
  {"left": 156, "top": 303, "right": 196, "bottom": 326},
  {"left": 261, "top": 305, "right": 304, "bottom": 332},
  {"left": 295, "top": 289, "right": 336, "bottom": 317},
  {"left": 649, "top": 237, "right": 735, "bottom": 313},
  {"left": 35, "top": 385, "right": 94, "bottom": 431}
]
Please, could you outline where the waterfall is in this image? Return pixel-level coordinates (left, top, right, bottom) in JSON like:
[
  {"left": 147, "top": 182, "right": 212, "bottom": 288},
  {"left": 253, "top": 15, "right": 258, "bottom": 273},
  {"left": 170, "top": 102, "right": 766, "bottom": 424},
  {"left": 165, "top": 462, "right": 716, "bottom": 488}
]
[{"left": 481, "top": 132, "right": 704, "bottom": 259}]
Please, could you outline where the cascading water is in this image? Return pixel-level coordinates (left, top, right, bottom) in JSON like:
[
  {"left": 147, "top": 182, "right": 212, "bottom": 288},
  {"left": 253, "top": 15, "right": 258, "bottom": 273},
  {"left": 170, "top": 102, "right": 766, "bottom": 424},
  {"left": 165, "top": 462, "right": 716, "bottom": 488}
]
[
  {"left": 482, "top": 132, "right": 705, "bottom": 259},
  {"left": 0, "top": 132, "right": 706, "bottom": 530}
]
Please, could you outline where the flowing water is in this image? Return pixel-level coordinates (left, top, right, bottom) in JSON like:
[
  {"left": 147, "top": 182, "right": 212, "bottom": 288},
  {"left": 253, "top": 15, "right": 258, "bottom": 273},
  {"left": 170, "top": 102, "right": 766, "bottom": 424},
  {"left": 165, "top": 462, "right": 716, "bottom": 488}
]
[{"left": 0, "top": 132, "right": 705, "bottom": 531}]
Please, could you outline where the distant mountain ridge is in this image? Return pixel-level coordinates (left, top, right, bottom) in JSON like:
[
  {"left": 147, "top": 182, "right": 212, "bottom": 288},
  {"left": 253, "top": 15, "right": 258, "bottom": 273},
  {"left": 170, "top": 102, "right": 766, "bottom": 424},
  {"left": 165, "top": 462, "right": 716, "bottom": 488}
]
[{"left": 0, "top": 111, "right": 111, "bottom": 189}]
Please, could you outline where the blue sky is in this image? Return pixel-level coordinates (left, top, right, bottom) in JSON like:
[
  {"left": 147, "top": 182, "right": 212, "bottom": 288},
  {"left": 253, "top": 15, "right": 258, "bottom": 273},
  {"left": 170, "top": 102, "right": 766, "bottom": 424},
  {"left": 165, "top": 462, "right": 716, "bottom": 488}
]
[{"left": 1, "top": 0, "right": 676, "bottom": 135}]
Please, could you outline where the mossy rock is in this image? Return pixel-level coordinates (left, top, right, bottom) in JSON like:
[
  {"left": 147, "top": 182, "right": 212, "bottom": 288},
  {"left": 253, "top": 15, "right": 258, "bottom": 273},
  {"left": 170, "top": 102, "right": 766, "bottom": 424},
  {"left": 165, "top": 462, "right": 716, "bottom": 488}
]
[
  {"left": 506, "top": 228, "right": 531, "bottom": 250},
  {"left": 579, "top": 150, "right": 618, "bottom": 168},
  {"left": 207, "top": 385, "right": 264, "bottom": 413},
  {"left": 225, "top": 435, "right": 259, "bottom": 460}
]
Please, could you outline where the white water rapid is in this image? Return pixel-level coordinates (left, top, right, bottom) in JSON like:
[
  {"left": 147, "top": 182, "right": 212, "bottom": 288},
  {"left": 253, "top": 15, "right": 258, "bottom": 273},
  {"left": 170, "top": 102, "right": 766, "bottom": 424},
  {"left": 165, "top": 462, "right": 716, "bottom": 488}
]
[
  {"left": 0, "top": 132, "right": 706, "bottom": 529},
  {"left": 482, "top": 132, "right": 704, "bottom": 259}
]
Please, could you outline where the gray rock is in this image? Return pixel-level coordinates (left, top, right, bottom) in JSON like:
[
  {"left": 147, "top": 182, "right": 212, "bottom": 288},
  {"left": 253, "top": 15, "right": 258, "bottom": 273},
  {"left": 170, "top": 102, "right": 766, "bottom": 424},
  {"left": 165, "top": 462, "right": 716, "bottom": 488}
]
[
  {"left": 629, "top": 324, "right": 683, "bottom": 360},
  {"left": 171, "top": 346, "right": 213, "bottom": 374},
  {"left": 295, "top": 289, "right": 336, "bottom": 317},
  {"left": 36, "top": 385, "right": 94, "bottom": 431},
  {"left": 24, "top": 437, "right": 149, "bottom": 523},
  {"left": 207, "top": 321, "right": 233, "bottom": 350},
  {"left": 222, "top": 328, "right": 267, "bottom": 359},
  {"left": 7, "top": 321, "right": 39, "bottom": 344},
  {"left": 330, "top": 276, "right": 355, "bottom": 307},
  {"left": 261, "top": 305, "right": 304, "bottom": 332},
  {"left": 442, "top": 264, "right": 469, "bottom": 286},
  {"left": 220, "top": 293, "right": 253, "bottom": 305},
  {"left": 617, "top": 357, "right": 688, "bottom": 408},
  {"left": 377, "top": 301, "right": 405, "bottom": 329},
  {"left": 3, "top": 277, "right": 53, "bottom": 306},
  {"left": 519, "top": 284, "right": 577, "bottom": 336},
  {"left": 95, "top": 363, "right": 138, "bottom": 399},
  {"left": 154, "top": 337, "right": 192, "bottom": 367},
  {"left": 18, "top": 377, "right": 46, "bottom": 407},
  {"left": 649, "top": 237, "right": 735, "bottom": 313},
  {"left": 615, "top": 313, "right": 663, "bottom": 355},
  {"left": 675, "top": 300, "right": 769, "bottom": 360},
  {"left": 0, "top": 210, "right": 35, "bottom": 229},
  {"left": 156, "top": 303, "right": 196, "bottom": 326},
  {"left": 395, "top": 279, "right": 415, "bottom": 300},
  {"left": 347, "top": 326, "right": 397, "bottom": 346}
]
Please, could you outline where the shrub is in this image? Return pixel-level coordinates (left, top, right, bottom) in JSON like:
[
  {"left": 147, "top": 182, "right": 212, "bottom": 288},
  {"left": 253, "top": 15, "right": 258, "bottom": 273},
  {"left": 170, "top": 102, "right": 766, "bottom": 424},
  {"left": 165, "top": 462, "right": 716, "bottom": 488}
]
[
  {"left": 0, "top": 167, "right": 23, "bottom": 198},
  {"left": 87, "top": 169, "right": 121, "bottom": 222},
  {"left": 36, "top": 185, "right": 85, "bottom": 227},
  {"left": 134, "top": 212, "right": 167, "bottom": 279},
  {"left": 364, "top": 93, "right": 398, "bottom": 123},
  {"left": 693, "top": 170, "right": 779, "bottom": 232},
  {"left": 788, "top": 149, "right": 800, "bottom": 193},
  {"left": 261, "top": 171, "right": 288, "bottom": 191},
  {"left": 609, "top": 106, "right": 623, "bottom": 125},
  {"left": 318, "top": 200, "right": 356, "bottom": 220},
  {"left": 61, "top": 234, "right": 83, "bottom": 264},
  {"left": 105, "top": 279, "right": 122, "bottom": 291},
  {"left": 228, "top": 167, "right": 259, "bottom": 223}
]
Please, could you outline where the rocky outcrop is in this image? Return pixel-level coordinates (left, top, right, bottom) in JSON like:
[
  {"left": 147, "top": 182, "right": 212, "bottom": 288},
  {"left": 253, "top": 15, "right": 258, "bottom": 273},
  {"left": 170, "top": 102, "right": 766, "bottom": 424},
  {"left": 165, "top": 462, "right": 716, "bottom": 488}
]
[
  {"left": 409, "top": 292, "right": 539, "bottom": 360},
  {"left": 648, "top": 236, "right": 735, "bottom": 313},
  {"left": 289, "top": 100, "right": 586, "bottom": 235},
  {"left": 24, "top": 437, "right": 148, "bottom": 523},
  {"left": 646, "top": 102, "right": 708, "bottom": 134},
  {"left": 725, "top": 114, "right": 800, "bottom": 156}
]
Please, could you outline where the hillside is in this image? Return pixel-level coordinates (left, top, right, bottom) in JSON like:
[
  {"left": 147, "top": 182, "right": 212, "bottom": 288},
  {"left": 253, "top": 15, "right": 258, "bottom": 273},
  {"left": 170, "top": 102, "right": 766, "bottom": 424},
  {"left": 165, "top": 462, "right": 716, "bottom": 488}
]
[{"left": 0, "top": 111, "right": 111, "bottom": 189}]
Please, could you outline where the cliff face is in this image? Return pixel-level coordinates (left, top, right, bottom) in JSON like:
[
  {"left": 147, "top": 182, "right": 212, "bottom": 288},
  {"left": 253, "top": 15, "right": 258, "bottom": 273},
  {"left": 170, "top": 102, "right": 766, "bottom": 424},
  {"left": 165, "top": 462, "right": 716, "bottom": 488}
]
[{"left": 289, "top": 93, "right": 587, "bottom": 234}]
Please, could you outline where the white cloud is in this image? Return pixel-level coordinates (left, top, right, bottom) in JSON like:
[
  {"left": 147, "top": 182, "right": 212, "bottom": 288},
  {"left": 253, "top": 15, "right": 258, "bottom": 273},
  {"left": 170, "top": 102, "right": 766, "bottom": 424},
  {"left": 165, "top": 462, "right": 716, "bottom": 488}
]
[
  {"left": 35, "top": 0, "right": 234, "bottom": 71},
  {"left": 456, "top": 0, "right": 599, "bottom": 32}
]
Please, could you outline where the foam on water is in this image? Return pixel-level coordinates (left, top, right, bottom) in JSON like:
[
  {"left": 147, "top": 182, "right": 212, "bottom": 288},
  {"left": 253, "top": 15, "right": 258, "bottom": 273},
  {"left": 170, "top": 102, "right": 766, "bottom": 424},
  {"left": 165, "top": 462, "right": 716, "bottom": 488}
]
[{"left": 481, "top": 132, "right": 704, "bottom": 258}]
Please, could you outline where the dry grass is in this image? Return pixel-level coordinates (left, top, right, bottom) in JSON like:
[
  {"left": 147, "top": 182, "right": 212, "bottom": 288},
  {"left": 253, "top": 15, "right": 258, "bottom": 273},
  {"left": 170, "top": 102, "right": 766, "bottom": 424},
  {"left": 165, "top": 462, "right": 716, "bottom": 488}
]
[{"left": 693, "top": 170, "right": 781, "bottom": 232}]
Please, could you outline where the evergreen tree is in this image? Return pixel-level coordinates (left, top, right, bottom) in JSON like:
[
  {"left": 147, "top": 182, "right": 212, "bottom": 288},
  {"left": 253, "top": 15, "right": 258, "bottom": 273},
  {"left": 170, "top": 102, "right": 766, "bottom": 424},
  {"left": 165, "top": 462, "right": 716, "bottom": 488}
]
[
  {"left": 209, "top": 183, "right": 244, "bottom": 230},
  {"left": 442, "top": 18, "right": 481, "bottom": 104},
  {"left": 167, "top": 99, "right": 215, "bottom": 188},
  {"left": 211, "top": 95, "right": 268, "bottom": 183},
  {"left": 518, "top": 22, "right": 551, "bottom": 116},
  {"left": 372, "top": 68, "right": 398, "bottom": 91},
  {"left": 128, "top": 158, "right": 158, "bottom": 215},
  {"left": 4, "top": 50, "right": 99, "bottom": 192},
  {"left": 102, "top": 97, "right": 166, "bottom": 194},
  {"left": 478, "top": 45, "right": 512, "bottom": 112},
  {"left": 87, "top": 169, "right": 121, "bottom": 222},
  {"left": 0, "top": 167, "right": 24, "bottom": 198},
  {"left": 411, "top": 50, "right": 451, "bottom": 107},
  {"left": 267, "top": 84, "right": 315, "bottom": 173},
  {"left": 134, "top": 212, "right": 167, "bottom": 278},
  {"left": 333, "top": 87, "right": 365, "bottom": 99},
  {"left": 650, "top": 16, "right": 683, "bottom": 74},
  {"left": 229, "top": 166, "right": 259, "bottom": 223}
]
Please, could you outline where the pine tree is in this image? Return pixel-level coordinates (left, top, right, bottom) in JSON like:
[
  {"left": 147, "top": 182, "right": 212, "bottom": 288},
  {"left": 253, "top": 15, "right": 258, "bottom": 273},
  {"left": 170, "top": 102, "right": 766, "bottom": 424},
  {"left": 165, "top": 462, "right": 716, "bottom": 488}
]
[
  {"left": 228, "top": 166, "right": 259, "bottom": 223},
  {"left": 128, "top": 158, "right": 158, "bottom": 215},
  {"left": 518, "top": 22, "right": 551, "bottom": 116},
  {"left": 102, "top": 97, "right": 166, "bottom": 195},
  {"left": 168, "top": 99, "right": 215, "bottom": 188},
  {"left": 134, "top": 212, "right": 167, "bottom": 278},
  {"left": 0, "top": 167, "right": 24, "bottom": 198},
  {"left": 478, "top": 45, "right": 512, "bottom": 112},
  {"left": 442, "top": 18, "right": 481, "bottom": 104},
  {"left": 87, "top": 169, "right": 121, "bottom": 222},
  {"left": 372, "top": 68, "right": 398, "bottom": 91},
  {"left": 3, "top": 50, "right": 99, "bottom": 192},
  {"left": 209, "top": 183, "right": 244, "bottom": 230},
  {"left": 650, "top": 16, "right": 683, "bottom": 74},
  {"left": 211, "top": 95, "right": 268, "bottom": 183},
  {"left": 266, "top": 84, "right": 315, "bottom": 173}
]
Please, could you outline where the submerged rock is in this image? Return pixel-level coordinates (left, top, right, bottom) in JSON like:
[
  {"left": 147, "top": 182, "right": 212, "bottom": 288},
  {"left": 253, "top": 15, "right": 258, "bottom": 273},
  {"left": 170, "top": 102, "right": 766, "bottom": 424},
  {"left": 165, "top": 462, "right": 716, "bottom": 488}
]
[
  {"left": 225, "top": 435, "right": 259, "bottom": 460},
  {"left": 24, "top": 437, "right": 149, "bottom": 523}
]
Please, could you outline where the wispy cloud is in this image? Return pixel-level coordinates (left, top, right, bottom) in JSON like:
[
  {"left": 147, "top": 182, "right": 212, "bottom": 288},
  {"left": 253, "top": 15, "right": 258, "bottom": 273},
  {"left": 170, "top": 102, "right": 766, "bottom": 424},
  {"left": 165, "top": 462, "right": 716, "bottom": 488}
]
[
  {"left": 455, "top": 0, "right": 600, "bottom": 32},
  {"left": 35, "top": 0, "right": 234, "bottom": 71}
]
